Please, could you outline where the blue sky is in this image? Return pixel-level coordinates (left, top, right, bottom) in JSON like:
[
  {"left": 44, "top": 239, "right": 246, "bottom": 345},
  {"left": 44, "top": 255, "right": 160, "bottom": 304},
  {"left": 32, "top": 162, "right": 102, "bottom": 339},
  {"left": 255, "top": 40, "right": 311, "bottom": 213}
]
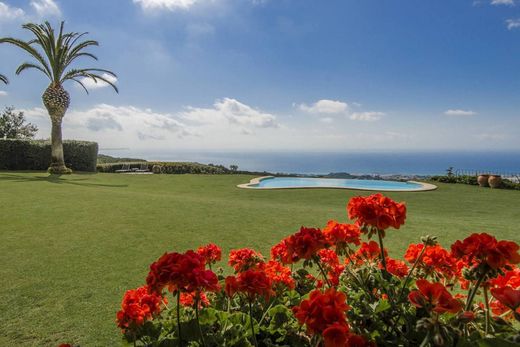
[{"left": 0, "top": 0, "right": 519, "bottom": 152}]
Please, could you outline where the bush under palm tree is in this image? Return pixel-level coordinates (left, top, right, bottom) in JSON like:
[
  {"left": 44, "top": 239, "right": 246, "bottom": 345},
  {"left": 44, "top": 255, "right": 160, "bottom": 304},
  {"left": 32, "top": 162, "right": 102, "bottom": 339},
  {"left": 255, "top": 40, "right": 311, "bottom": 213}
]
[{"left": 0, "top": 21, "right": 118, "bottom": 174}]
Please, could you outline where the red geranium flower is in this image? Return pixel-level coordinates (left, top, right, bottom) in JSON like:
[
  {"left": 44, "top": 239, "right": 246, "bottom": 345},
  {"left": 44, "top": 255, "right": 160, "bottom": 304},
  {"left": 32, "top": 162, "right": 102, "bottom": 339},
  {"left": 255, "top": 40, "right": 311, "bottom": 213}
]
[
  {"left": 288, "top": 227, "right": 329, "bottom": 262},
  {"left": 228, "top": 248, "right": 264, "bottom": 272},
  {"left": 292, "top": 288, "right": 350, "bottom": 335},
  {"left": 322, "top": 323, "right": 350, "bottom": 347},
  {"left": 197, "top": 243, "right": 222, "bottom": 265},
  {"left": 263, "top": 260, "right": 295, "bottom": 290},
  {"left": 347, "top": 193, "right": 406, "bottom": 231},
  {"left": 272, "top": 227, "right": 328, "bottom": 265},
  {"left": 323, "top": 220, "right": 361, "bottom": 250},
  {"left": 488, "top": 268, "right": 520, "bottom": 289},
  {"left": 451, "top": 233, "right": 520, "bottom": 270},
  {"left": 491, "top": 286, "right": 520, "bottom": 311},
  {"left": 408, "top": 279, "right": 462, "bottom": 314},
  {"left": 146, "top": 250, "right": 220, "bottom": 294},
  {"left": 383, "top": 257, "right": 409, "bottom": 278},
  {"left": 404, "top": 243, "right": 458, "bottom": 279},
  {"left": 225, "top": 269, "right": 274, "bottom": 300},
  {"left": 349, "top": 241, "right": 388, "bottom": 265},
  {"left": 116, "top": 285, "right": 164, "bottom": 331},
  {"left": 179, "top": 291, "right": 210, "bottom": 308}
]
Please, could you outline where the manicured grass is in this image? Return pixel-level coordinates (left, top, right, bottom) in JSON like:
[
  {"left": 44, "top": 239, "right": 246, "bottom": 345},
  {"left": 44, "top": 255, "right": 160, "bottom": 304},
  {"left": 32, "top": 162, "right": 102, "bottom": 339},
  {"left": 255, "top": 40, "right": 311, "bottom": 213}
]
[{"left": 0, "top": 172, "right": 519, "bottom": 346}]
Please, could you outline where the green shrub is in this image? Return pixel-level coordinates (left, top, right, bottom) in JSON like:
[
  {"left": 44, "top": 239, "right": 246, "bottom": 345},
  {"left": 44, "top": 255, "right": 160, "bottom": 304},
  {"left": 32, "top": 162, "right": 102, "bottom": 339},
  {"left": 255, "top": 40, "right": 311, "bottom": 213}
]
[
  {"left": 0, "top": 139, "right": 98, "bottom": 172},
  {"left": 97, "top": 161, "right": 232, "bottom": 174}
]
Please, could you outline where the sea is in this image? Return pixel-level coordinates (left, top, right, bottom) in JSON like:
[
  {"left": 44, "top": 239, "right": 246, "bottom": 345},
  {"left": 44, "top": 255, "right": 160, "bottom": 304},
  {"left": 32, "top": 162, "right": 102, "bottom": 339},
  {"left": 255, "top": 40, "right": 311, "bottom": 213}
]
[{"left": 99, "top": 149, "right": 520, "bottom": 176}]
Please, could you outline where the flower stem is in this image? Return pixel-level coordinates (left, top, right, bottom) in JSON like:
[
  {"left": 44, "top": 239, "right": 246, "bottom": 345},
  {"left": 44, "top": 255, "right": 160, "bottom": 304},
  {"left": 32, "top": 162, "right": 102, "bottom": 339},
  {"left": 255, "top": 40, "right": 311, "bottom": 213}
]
[
  {"left": 176, "top": 292, "right": 182, "bottom": 346},
  {"left": 377, "top": 229, "right": 388, "bottom": 274},
  {"left": 315, "top": 258, "right": 333, "bottom": 287},
  {"left": 397, "top": 245, "right": 427, "bottom": 303},
  {"left": 195, "top": 295, "right": 207, "bottom": 347},
  {"left": 465, "top": 272, "right": 487, "bottom": 311},
  {"left": 249, "top": 301, "right": 258, "bottom": 347},
  {"left": 483, "top": 286, "right": 491, "bottom": 335}
]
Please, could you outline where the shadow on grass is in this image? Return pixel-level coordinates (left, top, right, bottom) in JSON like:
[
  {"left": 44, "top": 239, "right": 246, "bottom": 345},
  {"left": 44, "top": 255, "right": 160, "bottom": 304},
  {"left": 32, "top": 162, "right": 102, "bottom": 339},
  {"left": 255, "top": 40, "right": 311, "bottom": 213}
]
[{"left": 0, "top": 173, "right": 128, "bottom": 188}]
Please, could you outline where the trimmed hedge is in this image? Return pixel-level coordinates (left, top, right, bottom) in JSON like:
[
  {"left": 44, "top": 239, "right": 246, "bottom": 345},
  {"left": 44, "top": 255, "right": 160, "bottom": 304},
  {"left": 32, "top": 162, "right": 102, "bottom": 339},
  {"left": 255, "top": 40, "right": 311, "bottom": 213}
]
[
  {"left": 97, "top": 161, "right": 231, "bottom": 174},
  {"left": 0, "top": 139, "right": 98, "bottom": 172}
]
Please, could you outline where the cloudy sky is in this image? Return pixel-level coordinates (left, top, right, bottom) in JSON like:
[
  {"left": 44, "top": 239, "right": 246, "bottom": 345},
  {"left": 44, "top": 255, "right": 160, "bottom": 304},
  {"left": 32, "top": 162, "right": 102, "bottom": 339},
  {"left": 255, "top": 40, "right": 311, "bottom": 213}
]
[{"left": 1, "top": 0, "right": 520, "bottom": 152}]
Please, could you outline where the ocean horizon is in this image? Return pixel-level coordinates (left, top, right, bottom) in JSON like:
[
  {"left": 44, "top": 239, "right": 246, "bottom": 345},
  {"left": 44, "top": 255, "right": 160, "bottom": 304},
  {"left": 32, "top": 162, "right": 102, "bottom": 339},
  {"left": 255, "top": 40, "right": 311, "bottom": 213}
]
[{"left": 99, "top": 150, "right": 520, "bottom": 176}]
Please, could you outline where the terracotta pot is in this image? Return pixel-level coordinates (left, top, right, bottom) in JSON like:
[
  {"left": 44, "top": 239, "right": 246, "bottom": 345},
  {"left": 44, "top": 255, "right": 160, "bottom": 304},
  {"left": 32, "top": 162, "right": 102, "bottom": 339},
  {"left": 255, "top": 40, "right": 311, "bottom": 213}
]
[
  {"left": 477, "top": 174, "right": 490, "bottom": 187},
  {"left": 488, "top": 175, "right": 502, "bottom": 189}
]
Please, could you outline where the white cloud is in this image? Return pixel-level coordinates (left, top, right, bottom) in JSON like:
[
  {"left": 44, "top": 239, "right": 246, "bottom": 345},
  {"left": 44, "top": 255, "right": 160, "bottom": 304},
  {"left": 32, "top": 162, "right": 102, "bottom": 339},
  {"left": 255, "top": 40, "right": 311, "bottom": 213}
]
[
  {"left": 133, "top": 0, "right": 210, "bottom": 11},
  {"left": 506, "top": 18, "right": 520, "bottom": 30},
  {"left": 491, "top": 0, "right": 514, "bottom": 5},
  {"left": 30, "top": 0, "right": 61, "bottom": 17},
  {"left": 299, "top": 99, "right": 348, "bottom": 114},
  {"left": 319, "top": 117, "right": 334, "bottom": 123},
  {"left": 444, "top": 109, "right": 477, "bottom": 116},
  {"left": 0, "top": 2, "right": 25, "bottom": 21},
  {"left": 181, "top": 98, "right": 279, "bottom": 129},
  {"left": 349, "top": 111, "right": 385, "bottom": 122},
  {"left": 0, "top": 91, "right": 7, "bottom": 97},
  {"left": 78, "top": 73, "right": 118, "bottom": 91},
  {"left": 23, "top": 104, "right": 194, "bottom": 144}
]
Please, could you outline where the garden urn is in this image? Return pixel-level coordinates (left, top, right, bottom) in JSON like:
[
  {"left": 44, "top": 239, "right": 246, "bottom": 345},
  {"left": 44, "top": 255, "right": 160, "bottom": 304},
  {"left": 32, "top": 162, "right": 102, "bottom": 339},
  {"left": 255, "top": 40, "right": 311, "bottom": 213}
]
[
  {"left": 488, "top": 175, "right": 502, "bottom": 189},
  {"left": 477, "top": 174, "right": 490, "bottom": 187}
]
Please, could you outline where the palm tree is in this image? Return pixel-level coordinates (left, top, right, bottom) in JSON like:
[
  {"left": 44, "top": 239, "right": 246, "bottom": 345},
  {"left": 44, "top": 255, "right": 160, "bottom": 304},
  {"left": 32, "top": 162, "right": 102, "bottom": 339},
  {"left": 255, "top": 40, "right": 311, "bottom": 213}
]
[
  {"left": 0, "top": 21, "right": 118, "bottom": 174},
  {"left": 0, "top": 74, "right": 7, "bottom": 84}
]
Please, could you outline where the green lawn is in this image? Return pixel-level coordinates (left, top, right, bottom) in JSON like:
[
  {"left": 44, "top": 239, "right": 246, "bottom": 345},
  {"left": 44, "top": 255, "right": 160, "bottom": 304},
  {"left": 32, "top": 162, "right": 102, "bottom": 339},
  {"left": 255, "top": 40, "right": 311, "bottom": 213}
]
[{"left": 0, "top": 172, "right": 519, "bottom": 346}]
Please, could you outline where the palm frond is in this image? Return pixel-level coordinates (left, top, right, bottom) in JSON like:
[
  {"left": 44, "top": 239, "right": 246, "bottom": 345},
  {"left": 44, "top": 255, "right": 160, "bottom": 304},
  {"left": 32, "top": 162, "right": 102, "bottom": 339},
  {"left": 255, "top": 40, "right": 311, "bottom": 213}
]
[
  {"left": 15, "top": 62, "right": 52, "bottom": 79},
  {"left": 0, "top": 21, "right": 117, "bottom": 91},
  {"left": 0, "top": 74, "right": 8, "bottom": 84},
  {"left": 62, "top": 68, "right": 118, "bottom": 93},
  {"left": 0, "top": 37, "right": 53, "bottom": 79}
]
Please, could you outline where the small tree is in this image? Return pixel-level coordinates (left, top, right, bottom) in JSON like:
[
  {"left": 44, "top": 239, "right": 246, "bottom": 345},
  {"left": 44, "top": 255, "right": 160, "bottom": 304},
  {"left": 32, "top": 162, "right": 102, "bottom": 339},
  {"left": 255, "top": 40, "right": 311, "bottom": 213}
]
[
  {"left": 230, "top": 164, "right": 239, "bottom": 172},
  {"left": 0, "top": 106, "right": 38, "bottom": 139}
]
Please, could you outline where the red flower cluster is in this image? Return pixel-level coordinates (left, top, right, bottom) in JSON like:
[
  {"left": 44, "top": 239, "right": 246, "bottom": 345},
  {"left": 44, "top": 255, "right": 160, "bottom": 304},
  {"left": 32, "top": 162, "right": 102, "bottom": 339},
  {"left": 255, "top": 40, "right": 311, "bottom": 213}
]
[
  {"left": 293, "top": 288, "right": 350, "bottom": 334},
  {"left": 489, "top": 268, "right": 520, "bottom": 289},
  {"left": 383, "top": 258, "right": 409, "bottom": 278},
  {"left": 146, "top": 250, "right": 220, "bottom": 294},
  {"left": 116, "top": 286, "right": 164, "bottom": 331},
  {"left": 228, "top": 248, "right": 264, "bottom": 272},
  {"left": 323, "top": 220, "right": 361, "bottom": 251},
  {"left": 263, "top": 260, "right": 295, "bottom": 290},
  {"left": 408, "top": 279, "right": 462, "bottom": 314},
  {"left": 349, "top": 241, "right": 388, "bottom": 265},
  {"left": 404, "top": 244, "right": 458, "bottom": 279},
  {"left": 318, "top": 249, "right": 345, "bottom": 286},
  {"left": 197, "top": 243, "right": 222, "bottom": 265},
  {"left": 322, "top": 323, "right": 375, "bottom": 347},
  {"left": 272, "top": 227, "right": 328, "bottom": 265},
  {"left": 491, "top": 286, "right": 520, "bottom": 312},
  {"left": 225, "top": 269, "right": 274, "bottom": 300},
  {"left": 451, "top": 233, "right": 520, "bottom": 270},
  {"left": 179, "top": 291, "right": 210, "bottom": 308},
  {"left": 347, "top": 193, "right": 406, "bottom": 231},
  {"left": 293, "top": 288, "right": 372, "bottom": 346}
]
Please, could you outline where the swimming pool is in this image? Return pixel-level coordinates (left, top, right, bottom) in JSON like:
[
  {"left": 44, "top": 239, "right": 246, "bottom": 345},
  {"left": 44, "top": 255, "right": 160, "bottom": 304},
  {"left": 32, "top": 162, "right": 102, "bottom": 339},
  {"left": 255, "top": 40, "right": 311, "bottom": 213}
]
[{"left": 238, "top": 176, "right": 437, "bottom": 192}]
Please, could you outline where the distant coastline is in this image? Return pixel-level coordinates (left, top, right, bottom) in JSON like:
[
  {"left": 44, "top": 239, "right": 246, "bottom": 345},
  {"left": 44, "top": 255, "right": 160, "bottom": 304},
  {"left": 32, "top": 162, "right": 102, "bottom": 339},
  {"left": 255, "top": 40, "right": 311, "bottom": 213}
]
[{"left": 99, "top": 150, "right": 520, "bottom": 177}]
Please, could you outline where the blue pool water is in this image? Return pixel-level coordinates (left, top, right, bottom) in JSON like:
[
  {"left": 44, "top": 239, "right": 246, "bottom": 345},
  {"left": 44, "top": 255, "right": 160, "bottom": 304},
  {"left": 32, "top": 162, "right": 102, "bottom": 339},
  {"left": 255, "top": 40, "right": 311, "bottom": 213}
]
[{"left": 251, "top": 177, "right": 429, "bottom": 191}]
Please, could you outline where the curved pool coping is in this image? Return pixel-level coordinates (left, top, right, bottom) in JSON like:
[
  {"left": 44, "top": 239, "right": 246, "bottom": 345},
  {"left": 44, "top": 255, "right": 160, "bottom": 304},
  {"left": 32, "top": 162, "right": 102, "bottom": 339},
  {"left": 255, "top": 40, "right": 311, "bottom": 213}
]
[{"left": 237, "top": 176, "right": 438, "bottom": 192}]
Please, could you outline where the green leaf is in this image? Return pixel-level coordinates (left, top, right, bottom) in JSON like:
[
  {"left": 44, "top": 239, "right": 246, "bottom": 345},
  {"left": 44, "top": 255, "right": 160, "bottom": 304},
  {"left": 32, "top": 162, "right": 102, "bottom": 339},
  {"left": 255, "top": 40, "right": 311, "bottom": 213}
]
[{"left": 374, "top": 299, "right": 392, "bottom": 313}]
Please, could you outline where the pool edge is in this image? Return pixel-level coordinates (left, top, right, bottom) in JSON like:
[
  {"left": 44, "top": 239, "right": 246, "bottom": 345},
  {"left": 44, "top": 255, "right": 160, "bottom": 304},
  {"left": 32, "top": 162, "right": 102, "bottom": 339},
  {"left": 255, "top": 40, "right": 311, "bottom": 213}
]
[{"left": 237, "top": 177, "right": 438, "bottom": 192}]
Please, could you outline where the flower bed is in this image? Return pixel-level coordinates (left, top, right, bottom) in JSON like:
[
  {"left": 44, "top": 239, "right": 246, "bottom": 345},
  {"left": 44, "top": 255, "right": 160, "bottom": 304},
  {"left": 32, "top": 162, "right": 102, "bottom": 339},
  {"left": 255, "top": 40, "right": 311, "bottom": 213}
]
[{"left": 113, "top": 193, "right": 520, "bottom": 347}]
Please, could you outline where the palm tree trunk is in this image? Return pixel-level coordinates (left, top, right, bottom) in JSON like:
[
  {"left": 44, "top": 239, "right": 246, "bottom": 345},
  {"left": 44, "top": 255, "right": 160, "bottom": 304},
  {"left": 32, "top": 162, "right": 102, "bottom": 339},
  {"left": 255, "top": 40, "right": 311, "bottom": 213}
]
[
  {"left": 43, "top": 84, "right": 71, "bottom": 174},
  {"left": 48, "top": 113, "right": 70, "bottom": 174}
]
